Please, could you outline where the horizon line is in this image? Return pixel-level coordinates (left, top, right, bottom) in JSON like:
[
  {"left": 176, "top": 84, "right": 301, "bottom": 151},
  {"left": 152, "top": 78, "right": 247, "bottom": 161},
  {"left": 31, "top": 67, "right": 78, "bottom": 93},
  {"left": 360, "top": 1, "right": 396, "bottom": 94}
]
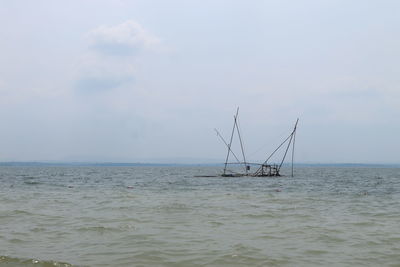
[{"left": 0, "top": 161, "right": 399, "bottom": 167}]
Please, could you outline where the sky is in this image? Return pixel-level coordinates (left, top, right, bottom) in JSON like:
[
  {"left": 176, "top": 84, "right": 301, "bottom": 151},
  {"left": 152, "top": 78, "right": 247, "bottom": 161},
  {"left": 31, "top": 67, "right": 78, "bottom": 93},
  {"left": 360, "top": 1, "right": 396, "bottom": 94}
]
[{"left": 0, "top": 0, "right": 399, "bottom": 164}]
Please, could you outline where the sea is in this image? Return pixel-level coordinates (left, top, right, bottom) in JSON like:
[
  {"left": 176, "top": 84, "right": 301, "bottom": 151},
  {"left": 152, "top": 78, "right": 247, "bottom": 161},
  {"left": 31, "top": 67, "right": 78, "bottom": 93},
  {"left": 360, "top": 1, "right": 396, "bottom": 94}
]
[{"left": 0, "top": 166, "right": 399, "bottom": 266}]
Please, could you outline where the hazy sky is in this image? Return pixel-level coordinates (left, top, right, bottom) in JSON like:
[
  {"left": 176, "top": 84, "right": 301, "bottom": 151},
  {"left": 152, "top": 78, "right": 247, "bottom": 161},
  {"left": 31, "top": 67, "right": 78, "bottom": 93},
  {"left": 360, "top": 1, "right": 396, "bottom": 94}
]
[{"left": 0, "top": 0, "right": 399, "bottom": 163}]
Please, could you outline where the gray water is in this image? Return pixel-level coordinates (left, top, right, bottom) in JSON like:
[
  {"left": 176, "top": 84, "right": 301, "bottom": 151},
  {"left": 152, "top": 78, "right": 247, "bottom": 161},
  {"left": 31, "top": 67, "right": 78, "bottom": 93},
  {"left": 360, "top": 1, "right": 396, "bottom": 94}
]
[{"left": 0, "top": 166, "right": 399, "bottom": 266}]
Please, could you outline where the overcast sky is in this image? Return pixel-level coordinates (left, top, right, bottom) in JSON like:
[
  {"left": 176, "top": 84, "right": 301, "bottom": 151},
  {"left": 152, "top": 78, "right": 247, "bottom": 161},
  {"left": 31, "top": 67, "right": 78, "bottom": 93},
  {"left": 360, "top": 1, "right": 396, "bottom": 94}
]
[{"left": 0, "top": 0, "right": 399, "bottom": 163}]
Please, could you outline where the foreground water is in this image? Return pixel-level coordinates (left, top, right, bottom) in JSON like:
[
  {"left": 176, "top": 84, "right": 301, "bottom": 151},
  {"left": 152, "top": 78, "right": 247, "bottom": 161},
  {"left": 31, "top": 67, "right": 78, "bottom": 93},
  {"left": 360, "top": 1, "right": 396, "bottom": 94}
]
[{"left": 0, "top": 166, "right": 399, "bottom": 266}]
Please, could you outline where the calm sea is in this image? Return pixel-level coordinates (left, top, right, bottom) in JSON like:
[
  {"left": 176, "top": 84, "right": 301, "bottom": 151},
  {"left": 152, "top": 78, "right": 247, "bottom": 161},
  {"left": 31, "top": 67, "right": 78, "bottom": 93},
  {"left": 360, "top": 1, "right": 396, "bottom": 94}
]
[{"left": 0, "top": 166, "right": 399, "bottom": 266}]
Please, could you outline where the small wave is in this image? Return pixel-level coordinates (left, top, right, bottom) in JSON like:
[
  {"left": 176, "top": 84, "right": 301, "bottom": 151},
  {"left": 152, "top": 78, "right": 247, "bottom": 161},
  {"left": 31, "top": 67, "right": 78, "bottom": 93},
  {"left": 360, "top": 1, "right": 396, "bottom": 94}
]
[
  {"left": 10, "top": 210, "right": 36, "bottom": 216},
  {"left": 23, "top": 181, "right": 41, "bottom": 185},
  {"left": 208, "top": 220, "right": 224, "bottom": 227},
  {"left": 0, "top": 255, "right": 74, "bottom": 267},
  {"left": 244, "top": 213, "right": 276, "bottom": 219},
  {"left": 156, "top": 203, "right": 191, "bottom": 212},
  {"left": 75, "top": 225, "right": 124, "bottom": 233},
  {"left": 207, "top": 253, "right": 271, "bottom": 266},
  {"left": 30, "top": 227, "right": 46, "bottom": 232},
  {"left": 305, "top": 249, "right": 328, "bottom": 255},
  {"left": 8, "top": 238, "right": 26, "bottom": 244}
]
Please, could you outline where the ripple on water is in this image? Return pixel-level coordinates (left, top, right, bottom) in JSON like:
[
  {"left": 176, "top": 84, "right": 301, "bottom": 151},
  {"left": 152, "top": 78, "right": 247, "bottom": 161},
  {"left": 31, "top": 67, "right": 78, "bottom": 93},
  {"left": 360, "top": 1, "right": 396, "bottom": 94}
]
[
  {"left": 1, "top": 166, "right": 400, "bottom": 266},
  {"left": 75, "top": 225, "right": 126, "bottom": 234},
  {"left": 0, "top": 255, "right": 75, "bottom": 267}
]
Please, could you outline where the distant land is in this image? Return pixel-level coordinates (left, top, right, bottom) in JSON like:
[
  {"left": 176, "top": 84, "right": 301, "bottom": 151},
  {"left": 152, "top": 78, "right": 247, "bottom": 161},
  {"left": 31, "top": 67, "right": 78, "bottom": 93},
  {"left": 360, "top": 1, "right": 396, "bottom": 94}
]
[{"left": 0, "top": 162, "right": 399, "bottom": 168}]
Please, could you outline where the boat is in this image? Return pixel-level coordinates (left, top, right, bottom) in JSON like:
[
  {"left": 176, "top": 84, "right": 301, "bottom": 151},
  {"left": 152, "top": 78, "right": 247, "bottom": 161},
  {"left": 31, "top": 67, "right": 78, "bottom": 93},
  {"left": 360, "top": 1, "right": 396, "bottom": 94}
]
[{"left": 215, "top": 108, "right": 298, "bottom": 177}]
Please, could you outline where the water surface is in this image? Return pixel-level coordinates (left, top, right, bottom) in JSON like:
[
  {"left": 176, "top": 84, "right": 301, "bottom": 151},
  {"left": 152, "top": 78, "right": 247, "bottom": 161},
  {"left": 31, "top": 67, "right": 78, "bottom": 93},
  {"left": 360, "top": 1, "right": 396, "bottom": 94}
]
[{"left": 0, "top": 166, "right": 399, "bottom": 266}]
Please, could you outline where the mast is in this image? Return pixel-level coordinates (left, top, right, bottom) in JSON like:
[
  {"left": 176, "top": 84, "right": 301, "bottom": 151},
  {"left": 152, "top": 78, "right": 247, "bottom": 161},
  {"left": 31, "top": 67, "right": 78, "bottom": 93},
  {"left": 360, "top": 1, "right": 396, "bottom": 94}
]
[
  {"left": 234, "top": 109, "right": 248, "bottom": 175},
  {"left": 253, "top": 118, "right": 299, "bottom": 176},
  {"left": 254, "top": 133, "right": 292, "bottom": 175},
  {"left": 291, "top": 119, "right": 298, "bottom": 177},
  {"left": 278, "top": 119, "right": 298, "bottom": 173},
  {"left": 278, "top": 133, "right": 294, "bottom": 172},
  {"left": 223, "top": 107, "right": 239, "bottom": 175},
  {"left": 218, "top": 108, "right": 299, "bottom": 177},
  {"left": 215, "top": 129, "right": 241, "bottom": 164}
]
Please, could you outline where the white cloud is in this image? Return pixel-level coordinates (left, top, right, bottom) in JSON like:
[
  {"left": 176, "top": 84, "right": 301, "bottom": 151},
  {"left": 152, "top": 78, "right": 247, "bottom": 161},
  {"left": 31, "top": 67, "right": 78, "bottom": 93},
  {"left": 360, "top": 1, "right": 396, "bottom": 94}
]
[
  {"left": 76, "top": 20, "right": 161, "bottom": 92},
  {"left": 89, "top": 20, "right": 160, "bottom": 55},
  {"left": 75, "top": 53, "right": 136, "bottom": 92}
]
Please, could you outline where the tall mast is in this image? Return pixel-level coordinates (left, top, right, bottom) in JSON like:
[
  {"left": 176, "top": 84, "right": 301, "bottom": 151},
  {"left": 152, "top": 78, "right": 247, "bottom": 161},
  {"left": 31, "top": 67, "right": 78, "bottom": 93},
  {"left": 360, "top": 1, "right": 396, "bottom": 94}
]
[
  {"left": 278, "top": 133, "right": 294, "bottom": 171},
  {"left": 234, "top": 109, "right": 248, "bottom": 175},
  {"left": 223, "top": 107, "right": 239, "bottom": 175},
  {"left": 291, "top": 119, "right": 298, "bottom": 177},
  {"left": 253, "top": 118, "right": 299, "bottom": 176},
  {"left": 254, "top": 133, "right": 292, "bottom": 175},
  {"left": 278, "top": 119, "right": 298, "bottom": 172},
  {"left": 215, "top": 129, "right": 241, "bottom": 164}
]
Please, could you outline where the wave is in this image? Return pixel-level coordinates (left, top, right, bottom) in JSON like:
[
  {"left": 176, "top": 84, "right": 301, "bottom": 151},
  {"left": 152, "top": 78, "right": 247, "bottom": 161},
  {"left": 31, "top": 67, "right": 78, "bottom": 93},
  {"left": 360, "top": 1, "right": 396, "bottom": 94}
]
[
  {"left": 23, "top": 181, "right": 41, "bottom": 185},
  {"left": 7, "top": 210, "right": 35, "bottom": 216},
  {"left": 0, "top": 256, "right": 75, "bottom": 267},
  {"left": 75, "top": 225, "right": 124, "bottom": 233}
]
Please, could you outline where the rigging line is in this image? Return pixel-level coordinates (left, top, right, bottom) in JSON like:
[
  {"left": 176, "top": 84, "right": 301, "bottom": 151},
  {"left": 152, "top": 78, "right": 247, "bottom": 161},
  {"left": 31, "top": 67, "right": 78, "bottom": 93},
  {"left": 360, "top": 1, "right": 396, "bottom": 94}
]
[
  {"left": 225, "top": 162, "right": 262, "bottom": 165},
  {"left": 246, "top": 128, "right": 290, "bottom": 158},
  {"left": 224, "top": 108, "right": 239, "bottom": 175},
  {"left": 263, "top": 133, "right": 293, "bottom": 164},
  {"left": 291, "top": 127, "right": 296, "bottom": 177},
  {"left": 264, "top": 119, "right": 299, "bottom": 165},
  {"left": 291, "top": 119, "right": 299, "bottom": 177},
  {"left": 278, "top": 119, "right": 298, "bottom": 172},
  {"left": 254, "top": 130, "right": 293, "bottom": 175},
  {"left": 236, "top": 115, "right": 248, "bottom": 159},
  {"left": 278, "top": 132, "right": 294, "bottom": 171},
  {"left": 234, "top": 113, "right": 248, "bottom": 174},
  {"left": 214, "top": 129, "right": 241, "bottom": 164}
]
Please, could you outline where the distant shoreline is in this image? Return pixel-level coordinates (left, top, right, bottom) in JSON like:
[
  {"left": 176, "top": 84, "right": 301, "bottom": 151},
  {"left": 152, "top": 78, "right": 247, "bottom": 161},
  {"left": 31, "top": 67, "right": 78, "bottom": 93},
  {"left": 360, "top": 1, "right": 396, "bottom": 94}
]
[{"left": 0, "top": 162, "right": 399, "bottom": 168}]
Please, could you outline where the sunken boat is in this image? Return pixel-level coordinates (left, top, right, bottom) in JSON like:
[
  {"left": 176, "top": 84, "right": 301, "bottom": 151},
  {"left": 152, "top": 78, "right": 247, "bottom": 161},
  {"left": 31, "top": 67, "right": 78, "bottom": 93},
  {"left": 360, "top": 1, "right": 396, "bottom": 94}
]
[{"left": 215, "top": 108, "right": 298, "bottom": 177}]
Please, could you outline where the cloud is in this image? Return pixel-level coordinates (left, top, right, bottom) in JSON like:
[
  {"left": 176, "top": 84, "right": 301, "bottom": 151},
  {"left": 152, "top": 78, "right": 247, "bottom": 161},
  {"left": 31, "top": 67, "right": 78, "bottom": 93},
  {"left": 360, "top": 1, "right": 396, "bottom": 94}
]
[
  {"left": 76, "top": 75, "right": 134, "bottom": 92},
  {"left": 76, "top": 20, "right": 160, "bottom": 92},
  {"left": 75, "top": 53, "right": 136, "bottom": 92},
  {"left": 89, "top": 20, "right": 160, "bottom": 56}
]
